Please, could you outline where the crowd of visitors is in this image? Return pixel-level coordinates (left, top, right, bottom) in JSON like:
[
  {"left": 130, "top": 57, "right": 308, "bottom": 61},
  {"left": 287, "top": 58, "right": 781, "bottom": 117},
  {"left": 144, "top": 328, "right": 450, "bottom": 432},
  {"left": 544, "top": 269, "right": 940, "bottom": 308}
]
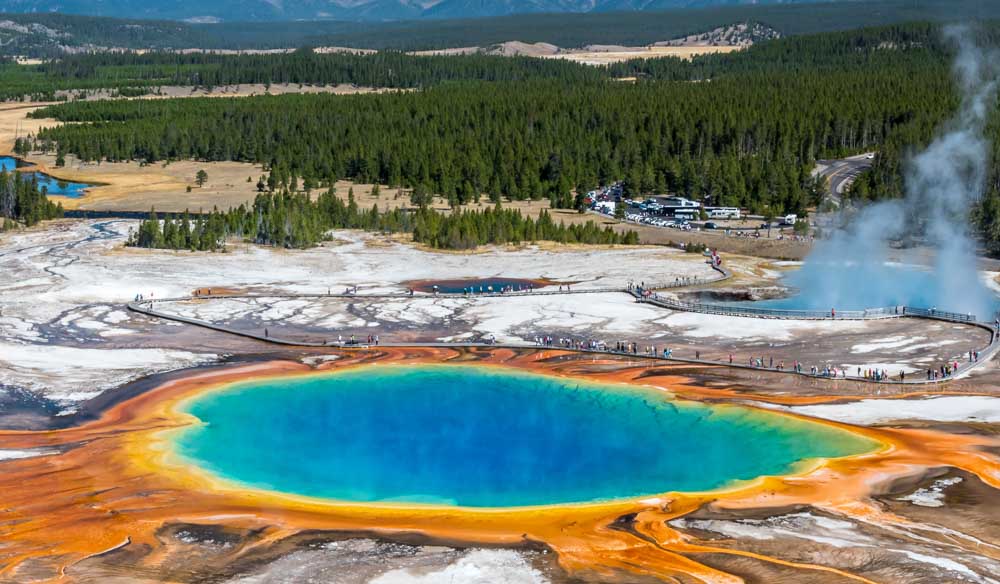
[
  {"left": 528, "top": 334, "right": 982, "bottom": 384},
  {"left": 133, "top": 275, "right": 989, "bottom": 387}
]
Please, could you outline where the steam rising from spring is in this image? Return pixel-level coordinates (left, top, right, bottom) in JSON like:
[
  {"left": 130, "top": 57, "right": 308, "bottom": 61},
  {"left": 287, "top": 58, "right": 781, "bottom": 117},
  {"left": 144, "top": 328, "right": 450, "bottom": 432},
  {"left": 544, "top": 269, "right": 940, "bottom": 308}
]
[{"left": 788, "top": 25, "right": 1000, "bottom": 319}]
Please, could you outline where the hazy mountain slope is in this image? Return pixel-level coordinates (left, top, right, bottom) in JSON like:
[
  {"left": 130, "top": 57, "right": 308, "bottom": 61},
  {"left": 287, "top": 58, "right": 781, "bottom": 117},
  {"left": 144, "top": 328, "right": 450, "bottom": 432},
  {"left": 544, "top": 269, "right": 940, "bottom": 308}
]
[
  {"left": 0, "top": 0, "right": 844, "bottom": 22},
  {"left": 1, "top": 0, "right": 997, "bottom": 57}
]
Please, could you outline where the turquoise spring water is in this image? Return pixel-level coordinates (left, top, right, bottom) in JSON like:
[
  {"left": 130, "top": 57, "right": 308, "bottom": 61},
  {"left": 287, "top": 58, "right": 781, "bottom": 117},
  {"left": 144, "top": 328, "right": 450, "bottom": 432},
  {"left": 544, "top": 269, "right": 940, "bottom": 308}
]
[
  {"left": 412, "top": 278, "right": 542, "bottom": 294},
  {"left": 173, "top": 364, "right": 878, "bottom": 507},
  {"left": 0, "top": 156, "right": 92, "bottom": 198}
]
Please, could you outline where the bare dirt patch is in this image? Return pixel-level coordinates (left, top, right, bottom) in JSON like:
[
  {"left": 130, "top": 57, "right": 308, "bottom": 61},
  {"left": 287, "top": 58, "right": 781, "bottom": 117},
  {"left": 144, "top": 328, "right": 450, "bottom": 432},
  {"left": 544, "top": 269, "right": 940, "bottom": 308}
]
[{"left": 56, "top": 83, "right": 400, "bottom": 102}]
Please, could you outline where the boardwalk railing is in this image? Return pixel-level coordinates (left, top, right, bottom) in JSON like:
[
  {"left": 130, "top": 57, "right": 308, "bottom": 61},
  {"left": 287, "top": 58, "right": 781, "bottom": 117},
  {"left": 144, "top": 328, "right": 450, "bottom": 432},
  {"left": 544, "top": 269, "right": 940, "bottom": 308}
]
[
  {"left": 128, "top": 296, "right": 997, "bottom": 386},
  {"left": 638, "top": 293, "right": 904, "bottom": 321},
  {"left": 637, "top": 263, "right": 985, "bottom": 323},
  {"left": 636, "top": 290, "right": 982, "bottom": 324},
  {"left": 901, "top": 306, "right": 979, "bottom": 323}
]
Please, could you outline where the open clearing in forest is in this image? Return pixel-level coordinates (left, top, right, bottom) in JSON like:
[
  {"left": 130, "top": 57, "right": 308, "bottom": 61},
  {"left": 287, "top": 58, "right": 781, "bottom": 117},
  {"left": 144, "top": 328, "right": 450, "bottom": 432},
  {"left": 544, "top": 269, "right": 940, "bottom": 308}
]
[
  {"left": 542, "top": 44, "right": 740, "bottom": 65},
  {"left": 55, "top": 83, "right": 399, "bottom": 102},
  {"left": 412, "top": 41, "right": 740, "bottom": 64}
]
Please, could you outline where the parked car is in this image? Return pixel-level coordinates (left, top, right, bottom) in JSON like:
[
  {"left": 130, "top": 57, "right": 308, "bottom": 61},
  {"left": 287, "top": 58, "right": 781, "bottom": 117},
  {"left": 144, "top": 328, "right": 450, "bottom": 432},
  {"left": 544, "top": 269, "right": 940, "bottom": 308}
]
[{"left": 704, "top": 221, "right": 718, "bottom": 230}]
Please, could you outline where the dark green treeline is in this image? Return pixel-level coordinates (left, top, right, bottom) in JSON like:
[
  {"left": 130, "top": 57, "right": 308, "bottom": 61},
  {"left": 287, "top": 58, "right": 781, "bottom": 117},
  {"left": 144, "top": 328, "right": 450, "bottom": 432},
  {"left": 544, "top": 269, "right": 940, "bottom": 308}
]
[
  {"left": 0, "top": 169, "right": 64, "bottom": 230},
  {"left": 0, "top": 49, "right": 604, "bottom": 102},
  {"left": 31, "top": 23, "right": 986, "bottom": 216},
  {"left": 23, "top": 21, "right": 1000, "bottom": 249},
  {"left": 127, "top": 190, "right": 637, "bottom": 251},
  {"left": 32, "top": 69, "right": 933, "bottom": 216}
]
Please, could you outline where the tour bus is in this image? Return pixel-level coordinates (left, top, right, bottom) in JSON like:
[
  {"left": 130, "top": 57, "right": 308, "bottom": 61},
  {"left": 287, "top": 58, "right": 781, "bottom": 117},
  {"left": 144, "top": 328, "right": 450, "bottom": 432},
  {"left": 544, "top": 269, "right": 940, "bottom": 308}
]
[
  {"left": 707, "top": 207, "right": 741, "bottom": 219},
  {"left": 658, "top": 196, "right": 699, "bottom": 209}
]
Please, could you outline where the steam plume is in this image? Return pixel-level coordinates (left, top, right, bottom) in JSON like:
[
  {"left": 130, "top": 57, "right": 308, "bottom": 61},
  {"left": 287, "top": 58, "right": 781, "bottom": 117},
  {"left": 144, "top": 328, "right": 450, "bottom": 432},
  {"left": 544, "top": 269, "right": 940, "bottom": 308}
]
[{"left": 788, "top": 25, "right": 1000, "bottom": 319}]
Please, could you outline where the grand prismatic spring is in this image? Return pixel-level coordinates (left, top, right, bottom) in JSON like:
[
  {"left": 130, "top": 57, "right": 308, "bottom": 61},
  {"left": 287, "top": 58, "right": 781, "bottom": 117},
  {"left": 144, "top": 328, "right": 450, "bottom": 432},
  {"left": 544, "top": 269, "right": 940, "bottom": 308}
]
[
  {"left": 5, "top": 347, "right": 1000, "bottom": 583},
  {"left": 170, "top": 364, "right": 879, "bottom": 507}
]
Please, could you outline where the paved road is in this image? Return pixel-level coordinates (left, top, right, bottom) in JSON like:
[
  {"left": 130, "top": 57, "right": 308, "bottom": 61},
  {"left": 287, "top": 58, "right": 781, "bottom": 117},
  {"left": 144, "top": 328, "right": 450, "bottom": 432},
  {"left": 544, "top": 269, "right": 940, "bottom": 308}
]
[{"left": 814, "top": 153, "right": 874, "bottom": 206}]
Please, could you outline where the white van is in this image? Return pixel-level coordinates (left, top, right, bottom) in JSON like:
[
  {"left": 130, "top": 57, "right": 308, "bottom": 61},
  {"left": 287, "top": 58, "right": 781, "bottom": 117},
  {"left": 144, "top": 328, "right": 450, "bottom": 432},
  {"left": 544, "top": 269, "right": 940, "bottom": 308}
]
[{"left": 781, "top": 214, "right": 798, "bottom": 226}]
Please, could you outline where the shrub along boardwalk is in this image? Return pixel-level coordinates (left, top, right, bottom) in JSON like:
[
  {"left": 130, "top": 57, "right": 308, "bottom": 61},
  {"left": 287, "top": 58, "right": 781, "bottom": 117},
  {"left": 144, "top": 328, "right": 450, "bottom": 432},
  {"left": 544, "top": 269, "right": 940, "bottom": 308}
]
[{"left": 127, "top": 266, "right": 998, "bottom": 386}]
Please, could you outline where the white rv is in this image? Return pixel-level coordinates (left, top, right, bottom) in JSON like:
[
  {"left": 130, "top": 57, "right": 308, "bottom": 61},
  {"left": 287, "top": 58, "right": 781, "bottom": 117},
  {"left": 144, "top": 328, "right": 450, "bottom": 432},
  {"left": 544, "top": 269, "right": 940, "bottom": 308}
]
[{"left": 708, "top": 207, "right": 741, "bottom": 219}]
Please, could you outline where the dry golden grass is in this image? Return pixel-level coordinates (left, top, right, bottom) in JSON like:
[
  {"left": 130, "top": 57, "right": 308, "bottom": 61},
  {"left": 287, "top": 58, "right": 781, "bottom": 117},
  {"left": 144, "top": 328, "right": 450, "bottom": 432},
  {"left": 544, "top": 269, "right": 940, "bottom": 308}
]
[
  {"left": 409, "top": 41, "right": 740, "bottom": 65},
  {"left": 543, "top": 45, "right": 740, "bottom": 65},
  {"left": 59, "top": 83, "right": 403, "bottom": 102},
  {"left": 0, "top": 101, "right": 54, "bottom": 152}
]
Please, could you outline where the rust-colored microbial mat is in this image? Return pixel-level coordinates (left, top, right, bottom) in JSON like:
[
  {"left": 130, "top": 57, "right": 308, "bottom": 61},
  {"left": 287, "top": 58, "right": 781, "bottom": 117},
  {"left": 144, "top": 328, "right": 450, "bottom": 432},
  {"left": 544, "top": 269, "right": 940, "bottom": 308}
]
[{"left": 1, "top": 347, "right": 998, "bottom": 583}]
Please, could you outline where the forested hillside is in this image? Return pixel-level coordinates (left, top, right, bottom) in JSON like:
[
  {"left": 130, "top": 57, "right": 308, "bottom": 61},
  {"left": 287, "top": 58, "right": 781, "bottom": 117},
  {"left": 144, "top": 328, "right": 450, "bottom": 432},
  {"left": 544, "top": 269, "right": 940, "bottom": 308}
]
[
  {"left": 0, "top": 13, "right": 225, "bottom": 58},
  {"left": 29, "top": 23, "right": 972, "bottom": 217},
  {"left": 13, "top": 20, "right": 1000, "bottom": 250},
  {"left": 24, "top": 77, "right": 876, "bottom": 214},
  {"left": 608, "top": 21, "right": 984, "bottom": 79},
  {"left": 298, "top": 1, "right": 1000, "bottom": 51},
  {"left": 2, "top": 21, "right": 972, "bottom": 102},
  {"left": 1, "top": 0, "right": 1000, "bottom": 56},
  {"left": 0, "top": 50, "right": 604, "bottom": 101},
  {"left": 0, "top": 0, "right": 837, "bottom": 24}
]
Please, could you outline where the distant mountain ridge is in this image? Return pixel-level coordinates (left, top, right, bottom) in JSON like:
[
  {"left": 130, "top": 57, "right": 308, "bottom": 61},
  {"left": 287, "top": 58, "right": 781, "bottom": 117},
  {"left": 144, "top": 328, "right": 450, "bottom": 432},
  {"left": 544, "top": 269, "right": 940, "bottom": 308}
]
[{"left": 0, "top": 0, "right": 850, "bottom": 23}]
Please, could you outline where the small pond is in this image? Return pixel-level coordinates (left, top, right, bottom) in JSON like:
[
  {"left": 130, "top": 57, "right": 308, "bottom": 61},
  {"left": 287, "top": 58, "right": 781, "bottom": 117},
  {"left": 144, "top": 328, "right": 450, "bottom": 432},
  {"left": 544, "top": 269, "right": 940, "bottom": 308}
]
[
  {"left": 0, "top": 156, "right": 93, "bottom": 198},
  {"left": 406, "top": 277, "right": 553, "bottom": 294}
]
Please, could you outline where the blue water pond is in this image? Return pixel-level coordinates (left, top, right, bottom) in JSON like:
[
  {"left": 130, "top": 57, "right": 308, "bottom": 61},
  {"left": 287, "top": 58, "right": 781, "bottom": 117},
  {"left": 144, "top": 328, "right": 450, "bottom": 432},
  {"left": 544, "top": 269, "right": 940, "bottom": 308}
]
[
  {"left": 173, "top": 364, "right": 877, "bottom": 507},
  {"left": 0, "top": 156, "right": 93, "bottom": 198},
  {"left": 412, "top": 278, "right": 544, "bottom": 294}
]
